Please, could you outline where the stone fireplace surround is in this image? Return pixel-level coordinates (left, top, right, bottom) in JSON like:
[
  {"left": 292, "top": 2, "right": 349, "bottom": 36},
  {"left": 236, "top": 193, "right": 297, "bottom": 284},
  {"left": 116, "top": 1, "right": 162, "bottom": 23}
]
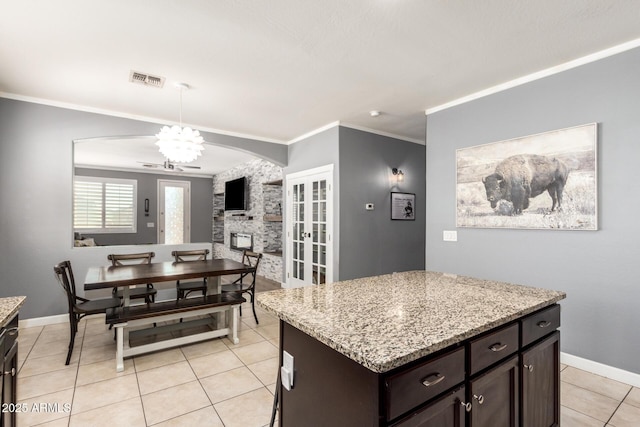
[{"left": 212, "top": 159, "right": 283, "bottom": 283}]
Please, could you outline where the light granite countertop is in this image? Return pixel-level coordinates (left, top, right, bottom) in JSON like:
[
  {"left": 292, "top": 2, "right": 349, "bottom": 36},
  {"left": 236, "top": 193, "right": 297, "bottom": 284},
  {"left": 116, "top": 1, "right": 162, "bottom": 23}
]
[
  {"left": 256, "top": 270, "right": 565, "bottom": 373},
  {"left": 0, "top": 296, "right": 26, "bottom": 328}
]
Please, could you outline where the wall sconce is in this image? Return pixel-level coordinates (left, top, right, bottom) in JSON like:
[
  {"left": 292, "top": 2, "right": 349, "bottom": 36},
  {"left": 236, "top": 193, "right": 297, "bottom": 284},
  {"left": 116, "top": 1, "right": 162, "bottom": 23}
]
[{"left": 392, "top": 168, "right": 404, "bottom": 182}]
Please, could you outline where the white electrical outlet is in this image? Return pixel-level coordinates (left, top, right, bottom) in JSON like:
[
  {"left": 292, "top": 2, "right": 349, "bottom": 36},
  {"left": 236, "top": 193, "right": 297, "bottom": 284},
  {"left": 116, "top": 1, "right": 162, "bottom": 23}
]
[
  {"left": 281, "top": 351, "right": 295, "bottom": 391},
  {"left": 443, "top": 230, "right": 457, "bottom": 242}
]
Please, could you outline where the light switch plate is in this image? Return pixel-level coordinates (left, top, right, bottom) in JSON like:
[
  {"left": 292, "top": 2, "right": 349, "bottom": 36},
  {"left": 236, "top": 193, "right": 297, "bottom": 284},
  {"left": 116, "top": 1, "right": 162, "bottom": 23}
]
[
  {"left": 443, "top": 230, "right": 457, "bottom": 241},
  {"left": 147, "top": 222, "right": 155, "bottom": 228}
]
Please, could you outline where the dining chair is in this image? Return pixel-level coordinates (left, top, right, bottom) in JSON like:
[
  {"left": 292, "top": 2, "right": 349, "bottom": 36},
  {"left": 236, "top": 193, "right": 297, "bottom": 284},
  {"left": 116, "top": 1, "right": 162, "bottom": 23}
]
[
  {"left": 107, "top": 252, "right": 157, "bottom": 303},
  {"left": 221, "top": 250, "right": 263, "bottom": 324},
  {"left": 54, "top": 260, "right": 121, "bottom": 365},
  {"left": 172, "top": 249, "right": 210, "bottom": 299}
]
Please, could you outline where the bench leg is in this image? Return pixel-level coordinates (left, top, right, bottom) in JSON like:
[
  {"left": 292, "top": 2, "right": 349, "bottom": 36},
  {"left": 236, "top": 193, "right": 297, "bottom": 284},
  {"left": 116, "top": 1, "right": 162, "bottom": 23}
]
[
  {"left": 115, "top": 323, "right": 127, "bottom": 372},
  {"left": 230, "top": 305, "right": 240, "bottom": 344}
]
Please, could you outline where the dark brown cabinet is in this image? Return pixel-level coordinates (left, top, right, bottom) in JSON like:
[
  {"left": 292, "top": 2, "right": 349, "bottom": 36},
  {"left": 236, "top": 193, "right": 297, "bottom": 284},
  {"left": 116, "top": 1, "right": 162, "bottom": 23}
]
[
  {"left": 1, "top": 313, "right": 19, "bottom": 427},
  {"left": 521, "top": 331, "right": 560, "bottom": 427},
  {"left": 469, "top": 355, "right": 519, "bottom": 427},
  {"left": 393, "top": 387, "right": 467, "bottom": 427}
]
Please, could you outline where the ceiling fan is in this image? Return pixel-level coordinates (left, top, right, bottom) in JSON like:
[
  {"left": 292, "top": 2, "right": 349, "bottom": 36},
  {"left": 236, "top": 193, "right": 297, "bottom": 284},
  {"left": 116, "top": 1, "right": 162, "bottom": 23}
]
[{"left": 138, "top": 160, "right": 201, "bottom": 172}]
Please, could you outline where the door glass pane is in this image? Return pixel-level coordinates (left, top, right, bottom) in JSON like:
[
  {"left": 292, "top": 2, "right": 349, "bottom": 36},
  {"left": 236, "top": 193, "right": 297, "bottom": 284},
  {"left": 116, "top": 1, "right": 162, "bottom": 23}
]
[
  {"left": 313, "top": 224, "right": 318, "bottom": 243},
  {"left": 320, "top": 180, "right": 326, "bottom": 200},
  {"left": 313, "top": 181, "right": 318, "bottom": 201},
  {"left": 319, "top": 267, "right": 326, "bottom": 284},
  {"left": 319, "top": 202, "right": 326, "bottom": 222},
  {"left": 320, "top": 247, "right": 326, "bottom": 265},
  {"left": 164, "top": 186, "right": 184, "bottom": 244},
  {"left": 313, "top": 202, "right": 318, "bottom": 222},
  {"left": 320, "top": 223, "right": 326, "bottom": 243},
  {"left": 299, "top": 184, "right": 304, "bottom": 201},
  {"left": 313, "top": 245, "right": 318, "bottom": 263}
]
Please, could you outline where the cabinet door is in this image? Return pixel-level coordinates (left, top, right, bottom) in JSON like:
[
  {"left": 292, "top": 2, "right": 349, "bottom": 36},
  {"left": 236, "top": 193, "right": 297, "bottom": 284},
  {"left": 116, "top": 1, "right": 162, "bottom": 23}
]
[
  {"left": 469, "top": 355, "right": 519, "bottom": 427},
  {"left": 393, "top": 387, "right": 467, "bottom": 427},
  {"left": 521, "top": 331, "right": 560, "bottom": 427}
]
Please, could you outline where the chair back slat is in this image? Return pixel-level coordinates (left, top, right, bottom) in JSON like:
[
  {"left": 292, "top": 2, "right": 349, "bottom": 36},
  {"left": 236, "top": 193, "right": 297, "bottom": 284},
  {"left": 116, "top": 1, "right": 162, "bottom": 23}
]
[
  {"left": 243, "top": 250, "right": 263, "bottom": 271},
  {"left": 107, "top": 252, "right": 155, "bottom": 266},
  {"left": 53, "top": 260, "right": 77, "bottom": 311},
  {"left": 171, "top": 249, "right": 210, "bottom": 263}
]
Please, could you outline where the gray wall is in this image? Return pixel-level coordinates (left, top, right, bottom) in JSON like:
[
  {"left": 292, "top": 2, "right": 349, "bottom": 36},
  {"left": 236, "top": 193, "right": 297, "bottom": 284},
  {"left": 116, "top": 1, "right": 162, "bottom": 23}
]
[
  {"left": 339, "top": 127, "right": 426, "bottom": 279},
  {"left": 425, "top": 47, "right": 640, "bottom": 374},
  {"left": 0, "top": 98, "right": 286, "bottom": 319},
  {"left": 75, "top": 167, "right": 213, "bottom": 245},
  {"left": 285, "top": 126, "right": 341, "bottom": 280}
]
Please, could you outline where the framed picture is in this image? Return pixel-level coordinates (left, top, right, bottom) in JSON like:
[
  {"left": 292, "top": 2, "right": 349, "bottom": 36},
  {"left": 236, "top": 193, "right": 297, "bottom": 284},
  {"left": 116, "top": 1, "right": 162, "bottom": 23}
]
[
  {"left": 391, "top": 192, "right": 415, "bottom": 220},
  {"left": 456, "top": 123, "right": 597, "bottom": 230}
]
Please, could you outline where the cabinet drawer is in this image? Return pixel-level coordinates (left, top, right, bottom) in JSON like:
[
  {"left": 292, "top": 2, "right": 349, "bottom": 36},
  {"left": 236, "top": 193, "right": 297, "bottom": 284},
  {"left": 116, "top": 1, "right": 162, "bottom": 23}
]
[
  {"left": 521, "top": 304, "right": 560, "bottom": 347},
  {"left": 385, "top": 346, "right": 465, "bottom": 421},
  {"left": 469, "top": 322, "right": 519, "bottom": 375},
  {"left": 391, "top": 387, "right": 466, "bottom": 427}
]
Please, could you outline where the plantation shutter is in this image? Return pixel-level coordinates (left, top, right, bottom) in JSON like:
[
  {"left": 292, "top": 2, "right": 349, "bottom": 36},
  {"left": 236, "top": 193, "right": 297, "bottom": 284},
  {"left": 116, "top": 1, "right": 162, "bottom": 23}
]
[{"left": 74, "top": 177, "right": 137, "bottom": 233}]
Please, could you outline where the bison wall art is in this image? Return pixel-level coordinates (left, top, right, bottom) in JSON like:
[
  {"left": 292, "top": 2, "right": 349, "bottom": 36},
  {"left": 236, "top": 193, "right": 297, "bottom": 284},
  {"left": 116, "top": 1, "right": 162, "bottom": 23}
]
[{"left": 456, "top": 123, "right": 597, "bottom": 230}]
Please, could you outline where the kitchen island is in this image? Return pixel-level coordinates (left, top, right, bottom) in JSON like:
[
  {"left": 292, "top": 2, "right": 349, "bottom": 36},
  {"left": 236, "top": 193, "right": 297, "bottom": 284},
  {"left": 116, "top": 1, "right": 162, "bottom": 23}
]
[
  {"left": 1, "top": 296, "right": 26, "bottom": 427},
  {"left": 257, "top": 271, "right": 565, "bottom": 426}
]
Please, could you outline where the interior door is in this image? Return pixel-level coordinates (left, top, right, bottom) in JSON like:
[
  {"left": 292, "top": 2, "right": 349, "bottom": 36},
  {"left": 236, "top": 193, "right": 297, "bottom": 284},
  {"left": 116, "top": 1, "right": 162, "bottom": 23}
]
[
  {"left": 158, "top": 180, "right": 191, "bottom": 244},
  {"left": 286, "top": 165, "right": 333, "bottom": 287}
]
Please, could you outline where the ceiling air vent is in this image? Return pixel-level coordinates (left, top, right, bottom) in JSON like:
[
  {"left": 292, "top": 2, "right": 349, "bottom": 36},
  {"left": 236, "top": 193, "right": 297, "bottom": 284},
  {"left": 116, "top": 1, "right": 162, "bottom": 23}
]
[{"left": 129, "top": 71, "right": 165, "bottom": 88}]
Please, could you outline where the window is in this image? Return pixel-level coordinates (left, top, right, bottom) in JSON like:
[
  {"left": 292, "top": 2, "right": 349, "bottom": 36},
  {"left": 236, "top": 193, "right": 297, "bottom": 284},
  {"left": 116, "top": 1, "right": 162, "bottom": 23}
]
[{"left": 74, "top": 177, "right": 137, "bottom": 233}]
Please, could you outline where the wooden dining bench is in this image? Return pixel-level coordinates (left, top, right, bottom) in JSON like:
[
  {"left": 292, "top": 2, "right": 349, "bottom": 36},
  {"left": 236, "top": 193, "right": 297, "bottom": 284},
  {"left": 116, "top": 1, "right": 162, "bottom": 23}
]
[{"left": 106, "top": 293, "right": 245, "bottom": 371}]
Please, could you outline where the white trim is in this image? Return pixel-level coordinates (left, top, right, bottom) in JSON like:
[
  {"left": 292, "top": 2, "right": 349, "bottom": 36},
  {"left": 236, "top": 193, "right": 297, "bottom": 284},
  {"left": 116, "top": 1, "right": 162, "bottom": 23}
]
[
  {"left": 19, "top": 314, "right": 69, "bottom": 328},
  {"left": 339, "top": 123, "right": 424, "bottom": 145},
  {"left": 288, "top": 121, "right": 340, "bottom": 145},
  {"left": 285, "top": 164, "right": 334, "bottom": 180},
  {"left": 0, "top": 92, "right": 287, "bottom": 145},
  {"left": 287, "top": 121, "right": 424, "bottom": 146},
  {"left": 561, "top": 352, "right": 640, "bottom": 388},
  {"left": 426, "top": 37, "right": 640, "bottom": 116}
]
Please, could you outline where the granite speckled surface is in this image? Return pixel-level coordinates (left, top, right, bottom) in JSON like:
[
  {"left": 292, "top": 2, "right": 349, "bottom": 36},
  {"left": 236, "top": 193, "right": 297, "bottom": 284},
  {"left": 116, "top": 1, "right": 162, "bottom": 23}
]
[
  {"left": 256, "top": 270, "right": 565, "bottom": 373},
  {"left": 0, "top": 296, "right": 26, "bottom": 328}
]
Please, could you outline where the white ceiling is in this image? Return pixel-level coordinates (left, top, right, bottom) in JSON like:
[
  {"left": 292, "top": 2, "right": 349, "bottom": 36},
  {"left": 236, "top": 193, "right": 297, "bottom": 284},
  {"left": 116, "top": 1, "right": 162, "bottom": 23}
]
[{"left": 2, "top": 1, "right": 640, "bottom": 153}]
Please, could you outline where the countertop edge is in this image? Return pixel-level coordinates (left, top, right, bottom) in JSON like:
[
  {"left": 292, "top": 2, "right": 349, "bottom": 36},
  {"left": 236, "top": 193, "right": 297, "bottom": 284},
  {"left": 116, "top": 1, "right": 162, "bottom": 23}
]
[
  {"left": 259, "top": 295, "right": 564, "bottom": 373},
  {"left": 0, "top": 296, "right": 27, "bottom": 328}
]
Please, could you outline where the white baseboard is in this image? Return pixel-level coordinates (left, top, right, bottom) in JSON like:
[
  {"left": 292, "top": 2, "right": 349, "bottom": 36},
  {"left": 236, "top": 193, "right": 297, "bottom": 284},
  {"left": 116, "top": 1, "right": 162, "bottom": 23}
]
[
  {"left": 19, "top": 314, "right": 69, "bottom": 328},
  {"left": 561, "top": 352, "right": 640, "bottom": 388}
]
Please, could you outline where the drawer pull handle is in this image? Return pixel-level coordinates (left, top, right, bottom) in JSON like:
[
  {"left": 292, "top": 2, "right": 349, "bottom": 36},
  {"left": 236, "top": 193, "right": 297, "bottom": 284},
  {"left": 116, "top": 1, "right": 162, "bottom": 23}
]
[
  {"left": 537, "top": 320, "right": 551, "bottom": 328},
  {"left": 421, "top": 373, "right": 445, "bottom": 387},
  {"left": 460, "top": 401, "right": 472, "bottom": 412},
  {"left": 489, "top": 343, "right": 508, "bottom": 352},
  {"left": 4, "top": 368, "right": 16, "bottom": 377},
  {"left": 473, "top": 394, "right": 484, "bottom": 405},
  {"left": 524, "top": 364, "right": 534, "bottom": 372},
  {"left": 7, "top": 327, "right": 18, "bottom": 336}
]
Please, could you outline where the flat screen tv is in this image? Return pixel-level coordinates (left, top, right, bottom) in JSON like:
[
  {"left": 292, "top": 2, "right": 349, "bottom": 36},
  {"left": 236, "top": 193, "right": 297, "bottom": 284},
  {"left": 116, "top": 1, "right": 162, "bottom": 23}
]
[{"left": 224, "top": 177, "right": 247, "bottom": 211}]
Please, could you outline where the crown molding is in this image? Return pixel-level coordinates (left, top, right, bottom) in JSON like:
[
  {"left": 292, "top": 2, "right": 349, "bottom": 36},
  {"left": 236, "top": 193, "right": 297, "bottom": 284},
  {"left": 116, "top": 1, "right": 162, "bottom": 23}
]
[{"left": 425, "top": 38, "right": 640, "bottom": 116}]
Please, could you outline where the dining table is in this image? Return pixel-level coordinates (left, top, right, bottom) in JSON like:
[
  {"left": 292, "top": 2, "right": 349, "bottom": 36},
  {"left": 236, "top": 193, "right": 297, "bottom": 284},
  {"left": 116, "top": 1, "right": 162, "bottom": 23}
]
[{"left": 84, "top": 258, "right": 254, "bottom": 371}]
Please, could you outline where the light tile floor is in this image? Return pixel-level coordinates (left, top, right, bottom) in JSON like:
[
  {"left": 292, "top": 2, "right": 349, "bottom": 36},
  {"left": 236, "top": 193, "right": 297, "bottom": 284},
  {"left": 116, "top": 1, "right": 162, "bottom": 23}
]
[
  {"left": 16, "top": 301, "right": 280, "bottom": 427},
  {"left": 15, "top": 303, "right": 640, "bottom": 426}
]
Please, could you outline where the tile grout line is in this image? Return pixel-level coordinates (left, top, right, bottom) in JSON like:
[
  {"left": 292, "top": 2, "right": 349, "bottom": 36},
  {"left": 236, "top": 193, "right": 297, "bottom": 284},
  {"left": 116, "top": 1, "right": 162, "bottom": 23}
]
[{"left": 604, "top": 387, "right": 633, "bottom": 426}]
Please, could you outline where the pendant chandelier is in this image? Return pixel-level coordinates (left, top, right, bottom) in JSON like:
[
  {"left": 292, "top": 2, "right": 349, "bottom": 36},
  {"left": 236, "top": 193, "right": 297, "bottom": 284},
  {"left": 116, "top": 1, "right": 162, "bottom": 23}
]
[{"left": 155, "top": 82, "right": 204, "bottom": 163}]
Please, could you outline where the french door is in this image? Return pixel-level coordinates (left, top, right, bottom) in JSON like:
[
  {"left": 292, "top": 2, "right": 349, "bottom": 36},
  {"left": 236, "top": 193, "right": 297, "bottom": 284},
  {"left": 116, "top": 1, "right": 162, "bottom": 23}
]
[
  {"left": 286, "top": 165, "right": 333, "bottom": 287},
  {"left": 158, "top": 180, "right": 191, "bottom": 244}
]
